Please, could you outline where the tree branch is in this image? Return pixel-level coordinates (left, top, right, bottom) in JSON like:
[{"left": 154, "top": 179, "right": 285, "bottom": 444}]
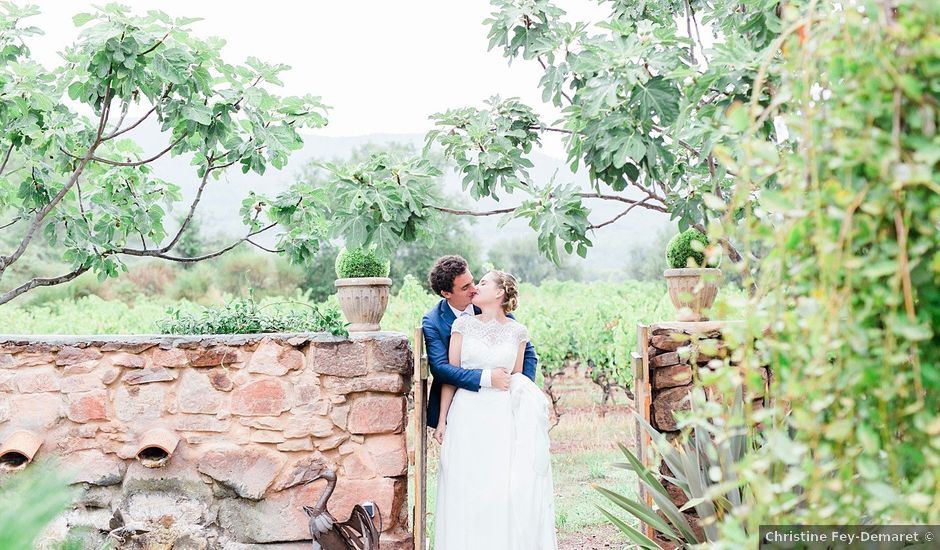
[
  {"left": 0, "top": 215, "right": 25, "bottom": 231},
  {"left": 121, "top": 222, "right": 278, "bottom": 263},
  {"left": 0, "top": 143, "right": 13, "bottom": 176},
  {"left": 246, "top": 238, "right": 281, "bottom": 253},
  {"left": 683, "top": 0, "right": 696, "bottom": 65},
  {"left": 0, "top": 81, "right": 112, "bottom": 276},
  {"left": 106, "top": 101, "right": 130, "bottom": 137},
  {"left": 103, "top": 104, "right": 156, "bottom": 141},
  {"left": 691, "top": 222, "right": 742, "bottom": 263},
  {"left": 0, "top": 266, "right": 90, "bottom": 306},
  {"left": 103, "top": 84, "right": 173, "bottom": 141},
  {"left": 530, "top": 125, "right": 573, "bottom": 135},
  {"left": 140, "top": 33, "right": 169, "bottom": 56},
  {"left": 578, "top": 192, "right": 668, "bottom": 212},
  {"left": 588, "top": 196, "right": 653, "bottom": 230},
  {"left": 160, "top": 173, "right": 212, "bottom": 253},
  {"left": 88, "top": 133, "right": 186, "bottom": 167},
  {"left": 689, "top": 2, "right": 709, "bottom": 66},
  {"left": 428, "top": 204, "right": 517, "bottom": 217}
]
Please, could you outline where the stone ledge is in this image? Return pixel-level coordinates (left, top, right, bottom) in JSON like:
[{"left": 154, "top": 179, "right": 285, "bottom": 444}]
[
  {"left": 0, "top": 331, "right": 406, "bottom": 348},
  {"left": 649, "top": 320, "right": 745, "bottom": 335}
]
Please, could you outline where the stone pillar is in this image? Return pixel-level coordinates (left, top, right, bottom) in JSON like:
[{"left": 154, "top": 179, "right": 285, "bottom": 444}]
[{"left": 636, "top": 321, "right": 769, "bottom": 524}]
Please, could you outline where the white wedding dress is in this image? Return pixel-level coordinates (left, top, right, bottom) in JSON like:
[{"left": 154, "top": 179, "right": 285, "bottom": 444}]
[{"left": 434, "top": 315, "right": 558, "bottom": 550}]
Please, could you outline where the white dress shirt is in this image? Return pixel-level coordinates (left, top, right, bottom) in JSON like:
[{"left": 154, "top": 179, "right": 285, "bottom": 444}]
[{"left": 448, "top": 302, "right": 492, "bottom": 388}]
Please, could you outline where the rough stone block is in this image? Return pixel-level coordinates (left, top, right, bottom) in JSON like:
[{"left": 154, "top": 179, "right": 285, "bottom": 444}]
[
  {"left": 14, "top": 366, "right": 61, "bottom": 393},
  {"left": 178, "top": 370, "right": 226, "bottom": 414},
  {"left": 247, "top": 338, "right": 304, "bottom": 376},
  {"left": 370, "top": 336, "right": 412, "bottom": 374},
  {"left": 650, "top": 334, "right": 685, "bottom": 352},
  {"left": 188, "top": 347, "right": 240, "bottom": 368},
  {"left": 60, "top": 371, "right": 106, "bottom": 393},
  {"left": 111, "top": 352, "right": 146, "bottom": 368},
  {"left": 652, "top": 364, "right": 693, "bottom": 389},
  {"left": 114, "top": 384, "right": 166, "bottom": 422},
  {"left": 123, "top": 366, "right": 178, "bottom": 385},
  {"left": 56, "top": 347, "right": 102, "bottom": 366},
  {"left": 650, "top": 351, "right": 680, "bottom": 368},
  {"left": 320, "top": 373, "right": 406, "bottom": 395},
  {"left": 67, "top": 390, "right": 109, "bottom": 423},
  {"left": 152, "top": 348, "right": 187, "bottom": 368},
  {"left": 348, "top": 396, "right": 406, "bottom": 434},
  {"left": 283, "top": 414, "right": 334, "bottom": 439},
  {"left": 363, "top": 433, "right": 408, "bottom": 477},
  {"left": 175, "top": 415, "right": 231, "bottom": 433},
  {"left": 67, "top": 449, "right": 126, "bottom": 486},
  {"left": 197, "top": 445, "right": 286, "bottom": 500},
  {"left": 208, "top": 368, "right": 235, "bottom": 392},
  {"left": 231, "top": 379, "right": 290, "bottom": 417},
  {"left": 308, "top": 341, "right": 369, "bottom": 377},
  {"left": 651, "top": 386, "right": 691, "bottom": 432}
]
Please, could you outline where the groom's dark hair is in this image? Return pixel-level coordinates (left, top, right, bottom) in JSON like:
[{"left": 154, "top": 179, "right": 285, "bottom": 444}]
[{"left": 429, "top": 255, "right": 469, "bottom": 296}]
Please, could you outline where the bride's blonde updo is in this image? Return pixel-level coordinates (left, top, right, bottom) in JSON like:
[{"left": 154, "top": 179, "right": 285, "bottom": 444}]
[{"left": 488, "top": 270, "right": 519, "bottom": 313}]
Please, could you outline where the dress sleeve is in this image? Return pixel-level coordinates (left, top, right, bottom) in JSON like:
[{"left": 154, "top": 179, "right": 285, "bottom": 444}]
[
  {"left": 515, "top": 322, "right": 530, "bottom": 344},
  {"left": 451, "top": 315, "right": 470, "bottom": 335}
]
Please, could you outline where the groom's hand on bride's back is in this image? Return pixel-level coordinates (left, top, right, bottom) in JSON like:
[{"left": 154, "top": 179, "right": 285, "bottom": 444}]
[{"left": 491, "top": 368, "right": 510, "bottom": 390}]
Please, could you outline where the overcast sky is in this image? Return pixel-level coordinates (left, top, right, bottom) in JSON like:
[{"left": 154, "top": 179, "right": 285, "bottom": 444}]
[{"left": 26, "top": 1, "right": 610, "bottom": 158}]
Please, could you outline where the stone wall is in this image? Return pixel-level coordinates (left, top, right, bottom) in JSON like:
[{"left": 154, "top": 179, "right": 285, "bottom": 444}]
[
  {"left": 0, "top": 332, "right": 414, "bottom": 550},
  {"left": 645, "top": 321, "right": 767, "bottom": 434}
]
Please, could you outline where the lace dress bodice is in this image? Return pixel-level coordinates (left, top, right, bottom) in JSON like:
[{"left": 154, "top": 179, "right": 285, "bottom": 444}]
[{"left": 451, "top": 315, "right": 529, "bottom": 372}]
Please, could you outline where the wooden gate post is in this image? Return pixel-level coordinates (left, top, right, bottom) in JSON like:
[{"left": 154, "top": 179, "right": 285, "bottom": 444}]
[
  {"left": 412, "top": 327, "right": 430, "bottom": 550},
  {"left": 633, "top": 323, "right": 654, "bottom": 540}
]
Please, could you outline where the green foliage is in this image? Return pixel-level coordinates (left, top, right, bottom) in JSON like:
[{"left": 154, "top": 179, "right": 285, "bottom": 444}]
[
  {"left": 334, "top": 248, "right": 390, "bottom": 279},
  {"left": 0, "top": 461, "right": 78, "bottom": 549},
  {"left": 596, "top": 393, "right": 754, "bottom": 547},
  {"left": 156, "top": 291, "right": 348, "bottom": 336},
  {"left": 0, "top": 3, "right": 328, "bottom": 304},
  {"left": 315, "top": 152, "right": 443, "bottom": 252},
  {"left": 299, "top": 141, "right": 482, "bottom": 295},
  {"left": 695, "top": 0, "right": 940, "bottom": 539},
  {"left": 665, "top": 228, "right": 719, "bottom": 269},
  {"left": 321, "top": 0, "right": 789, "bottom": 264},
  {"left": 513, "top": 280, "right": 676, "bottom": 389}
]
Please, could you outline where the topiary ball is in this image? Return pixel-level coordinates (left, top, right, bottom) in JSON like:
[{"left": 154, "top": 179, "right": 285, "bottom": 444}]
[
  {"left": 665, "top": 228, "right": 720, "bottom": 269},
  {"left": 335, "top": 248, "right": 391, "bottom": 278}
]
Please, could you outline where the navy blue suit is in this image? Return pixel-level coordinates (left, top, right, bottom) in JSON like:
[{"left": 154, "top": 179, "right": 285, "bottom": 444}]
[{"left": 422, "top": 298, "right": 538, "bottom": 429}]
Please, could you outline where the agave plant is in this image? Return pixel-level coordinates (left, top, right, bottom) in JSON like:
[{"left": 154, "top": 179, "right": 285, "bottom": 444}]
[{"left": 594, "top": 389, "right": 753, "bottom": 548}]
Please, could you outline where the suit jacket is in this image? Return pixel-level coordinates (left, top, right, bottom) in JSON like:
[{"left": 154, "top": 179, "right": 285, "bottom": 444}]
[{"left": 422, "top": 298, "right": 538, "bottom": 429}]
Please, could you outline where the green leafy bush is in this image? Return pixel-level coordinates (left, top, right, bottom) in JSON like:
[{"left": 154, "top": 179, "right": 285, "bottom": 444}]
[
  {"left": 0, "top": 461, "right": 77, "bottom": 549},
  {"left": 334, "top": 248, "right": 390, "bottom": 278},
  {"left": 156, "top": 291, "right": 348, "bottom": 336},
  {"left": 665, "top": 229, "right": 718, "bottom": 269}
]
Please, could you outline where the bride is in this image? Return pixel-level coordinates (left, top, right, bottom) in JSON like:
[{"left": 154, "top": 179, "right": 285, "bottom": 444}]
[{"left": 433, "top": 270, "right": 557, "bottom": 550}]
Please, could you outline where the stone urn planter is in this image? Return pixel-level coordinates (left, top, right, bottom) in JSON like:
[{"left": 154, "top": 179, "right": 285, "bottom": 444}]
[
  {"left": 334, "top": 277, "right": 392, "bottom": 331},
  {"left": 664, "top": 228, "right": 722, "bottom": 321},
  {"left": 664, "top": 267, "right": 721, "bottom": 321},
  {"left": 334, "top": 248, "right": 392, "bottom": 332}
]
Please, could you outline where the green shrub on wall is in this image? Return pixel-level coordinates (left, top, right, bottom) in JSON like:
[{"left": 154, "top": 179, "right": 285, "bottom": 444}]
[
  {"left": 665, "top": 228, "right": 719, "bottom": 269},
  {"left": 334, "top": 248, "right": 391, "bottom": 278}
]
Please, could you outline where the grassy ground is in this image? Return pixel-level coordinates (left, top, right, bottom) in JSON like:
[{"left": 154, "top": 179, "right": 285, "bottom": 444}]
[{"left": 407, "top": 365, "right": 639, "bottom": 549}]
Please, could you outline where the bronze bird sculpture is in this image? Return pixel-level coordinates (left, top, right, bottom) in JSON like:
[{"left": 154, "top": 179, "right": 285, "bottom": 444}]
[{"left": 293, "top": 459, "right": 382, "bottom": 550}]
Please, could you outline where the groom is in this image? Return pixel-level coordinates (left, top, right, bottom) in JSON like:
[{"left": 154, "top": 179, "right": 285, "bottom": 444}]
[{"left": 422, "top": 255, "right": 538, "bottom": 430}]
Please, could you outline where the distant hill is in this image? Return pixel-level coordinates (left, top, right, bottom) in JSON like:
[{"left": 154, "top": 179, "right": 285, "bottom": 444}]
[{"left": 137, "top": 124, "right": 674, "bottom": 278}]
